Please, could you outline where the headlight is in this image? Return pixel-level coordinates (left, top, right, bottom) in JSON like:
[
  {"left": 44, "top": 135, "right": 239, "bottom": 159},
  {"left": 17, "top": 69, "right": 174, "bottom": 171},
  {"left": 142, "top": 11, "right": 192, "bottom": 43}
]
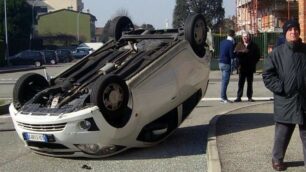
[
  {"left": 75, "top": 144, "right": 123, "bottom": 155},
  {"left": 75, "top": 144, "right": 100, "bottom": 154},
  {"left": 78, "top": 118, "right": 100, "bottom": 131},
  {"left": 79, "top": 120, "right": 92, "bottom": 130}
]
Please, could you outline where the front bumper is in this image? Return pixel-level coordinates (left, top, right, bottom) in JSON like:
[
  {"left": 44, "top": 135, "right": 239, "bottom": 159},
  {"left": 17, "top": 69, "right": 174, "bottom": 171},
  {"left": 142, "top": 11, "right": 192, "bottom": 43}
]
[{"left": 9, "top": 104, "right": 128, "bottom": 158}]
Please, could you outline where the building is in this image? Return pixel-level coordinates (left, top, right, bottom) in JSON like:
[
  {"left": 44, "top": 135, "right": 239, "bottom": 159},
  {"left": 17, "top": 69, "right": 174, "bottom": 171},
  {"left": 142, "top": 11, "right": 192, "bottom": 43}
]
[
  {"left": 37, "top": 9, "right": 96, "bottom": 44},
  {"left": 236, "top": 0, "right": 306, "bottom": 41},
  {"left": 236, "top": 0, "right": 298, "bottom": 33},
  {"left": 95, "top": 27, "right": 103, "bottom": 42},
  {"left": 27, "top": 0, "right": 84, "bottom": 15},
  {"left": 26, "top": 0, "right": 99, "bottom": 47}
]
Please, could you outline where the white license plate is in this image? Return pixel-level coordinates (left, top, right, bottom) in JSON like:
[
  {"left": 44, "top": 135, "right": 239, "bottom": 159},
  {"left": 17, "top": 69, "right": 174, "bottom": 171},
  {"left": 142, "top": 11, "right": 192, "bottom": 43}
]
[{"left": 24, "top": 133, "right": 47, "bottom": 142}]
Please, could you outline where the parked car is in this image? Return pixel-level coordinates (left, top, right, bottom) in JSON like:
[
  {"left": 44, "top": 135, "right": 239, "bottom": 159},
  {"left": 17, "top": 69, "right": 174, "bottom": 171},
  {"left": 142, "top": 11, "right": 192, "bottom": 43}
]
[
  {"left": 55, "top": 49, "right": 73, "bottom": 63},
  {"left": 78, "top": 42, "right": 103, "bottom": 51},
  {"left": 41, "top": 50, "right": 57, "bottom": 65},
  {"left": 8, "top": 50, "right": 45, "bottom": 67},
  {"left": 71, "top": 47, "right": 92, "bottom": 59},
  {"left": 9, "top": 14, "right": 211, "bottom": 158}
]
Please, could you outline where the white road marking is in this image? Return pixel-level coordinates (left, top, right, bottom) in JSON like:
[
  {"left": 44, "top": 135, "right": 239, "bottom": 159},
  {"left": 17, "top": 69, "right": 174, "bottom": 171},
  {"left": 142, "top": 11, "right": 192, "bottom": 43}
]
[
  {"left": 0, "top": 115, "right": 10, "bottom": 119},
  {"left": 201, "top": 97, "right": 273, "bottom": 101},
  {"left": 1, "top": 97, "right": 274, "bottom": 101}
]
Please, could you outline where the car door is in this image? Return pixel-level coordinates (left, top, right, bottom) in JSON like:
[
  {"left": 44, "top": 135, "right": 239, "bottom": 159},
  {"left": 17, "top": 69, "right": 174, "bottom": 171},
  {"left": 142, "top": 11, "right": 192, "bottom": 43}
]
[
  {"left": 129, "top": 56, "right": 179, "bottom": 122},
  {"left": 21, "top": 51, "right": 30, "bottom": 65}
]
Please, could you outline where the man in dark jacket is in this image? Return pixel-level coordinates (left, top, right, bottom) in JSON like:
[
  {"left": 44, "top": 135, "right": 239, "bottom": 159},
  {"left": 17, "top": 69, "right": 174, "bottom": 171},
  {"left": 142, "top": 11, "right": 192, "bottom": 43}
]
[
  {"left": 263, "top": 20, "right": 306, "bottom": 171},
  {"left": 234, "top": 31, "right": 260, "bottom": 102},
  {"left": 219, "top": 29, "right": 235, "bottom": 103}
]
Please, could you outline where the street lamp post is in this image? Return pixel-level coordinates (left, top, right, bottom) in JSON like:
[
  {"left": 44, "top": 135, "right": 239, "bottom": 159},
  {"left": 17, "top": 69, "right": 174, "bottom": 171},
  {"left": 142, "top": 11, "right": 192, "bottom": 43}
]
[
  {"left": 287, "top": 0, "right": 296, "bottom": 20},
  {"left": 30, "top": 0, "right": 38, "bottom": 50},
  {"left": 4, "top": 0, "right": 9, "bottom": 62},
  {"left": 77, "top": 11, "right": 81, "bottom": 42},
  {"left": 288, "top": 0, "right": 290, "bottom": 20}
]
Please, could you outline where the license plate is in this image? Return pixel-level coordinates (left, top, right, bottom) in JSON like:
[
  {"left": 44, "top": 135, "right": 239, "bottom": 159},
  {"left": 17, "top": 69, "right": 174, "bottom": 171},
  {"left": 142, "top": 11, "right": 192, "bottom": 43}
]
[{"left": 23, "top": 132, "right": 48, "bottom": 142}]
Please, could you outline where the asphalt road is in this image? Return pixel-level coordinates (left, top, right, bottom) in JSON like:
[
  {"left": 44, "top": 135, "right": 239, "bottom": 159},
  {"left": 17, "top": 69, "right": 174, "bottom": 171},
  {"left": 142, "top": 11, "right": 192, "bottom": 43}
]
[
  {"left": 0, "top": 64, "right": 73, "bottom": 100},
  {"left": 0, "top": 63, "right": 273, "bottom": 171}
]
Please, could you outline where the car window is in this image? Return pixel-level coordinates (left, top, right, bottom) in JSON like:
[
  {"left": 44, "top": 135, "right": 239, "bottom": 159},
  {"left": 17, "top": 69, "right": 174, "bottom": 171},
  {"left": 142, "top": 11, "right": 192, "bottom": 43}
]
[
  {"left": 33, "top": 52, "right": 42, "bottom": 58},
  {"left": 46, "top": 51, "right": 53, "bottom": 56},
  {"left": 24, "top": 52, "right": 31, "bottom": 58},
  {"left": 16, "top": 52, "right": 23, "bottom": 57},
  {"left": 63, "top": 51, "right": 68, "bottom": 55},
  {"left": 32, "top": 52, "right": 37, "bottom": 57}
]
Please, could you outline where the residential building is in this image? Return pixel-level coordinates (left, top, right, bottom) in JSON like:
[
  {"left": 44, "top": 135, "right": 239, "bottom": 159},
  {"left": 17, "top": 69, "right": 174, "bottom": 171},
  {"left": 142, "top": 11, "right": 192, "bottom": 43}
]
[
  {"left": 95, "top": 27, "right": 104, "bottom": 42},
  {"left": 37, "top": 9, "right": 96, "bottom": 44},
  {"left": 236, "top": 0, "right": 306, "bottom": 41},
  {"left": 299, "top": 0, "right": 306, "bottom": 41},
  {"left": 236, "top": 0, "right": 298, "bottom": 33},
  {"left": 27, "top": 0, "right": 84, "bottom": 14}
]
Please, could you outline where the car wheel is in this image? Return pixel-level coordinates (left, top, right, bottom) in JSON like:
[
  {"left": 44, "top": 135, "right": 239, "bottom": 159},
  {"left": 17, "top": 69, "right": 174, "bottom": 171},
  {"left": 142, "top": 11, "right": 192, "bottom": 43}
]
[
  {"left": 50, "top": 59, "right": 56, "bottom": 65},
  {"left": 184, "top": 13, "right": 207, "bottom": 57},
  {"left": 91, "top": 74, "right": 129, "bottom": 128},
  {"left": 110, "top": 16, "right": 134, "bottom": 41},
  {"left": 34, "top": 61, "right": 42, "bottom": 67},
  {"left": 13, "top": 73, "right": 49, "bottom": 109}
]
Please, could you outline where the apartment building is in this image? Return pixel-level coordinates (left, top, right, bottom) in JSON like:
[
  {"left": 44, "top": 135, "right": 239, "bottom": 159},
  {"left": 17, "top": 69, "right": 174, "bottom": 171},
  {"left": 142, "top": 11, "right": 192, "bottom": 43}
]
[
  {"left": 236, "top": 0, "right": 306, "bottom": 41},
  {"left": 27, "top": 0, "right": 84, "bottom": 15},
  {"left": 37, "top": 9, "right": 96, "bottom": 43}
]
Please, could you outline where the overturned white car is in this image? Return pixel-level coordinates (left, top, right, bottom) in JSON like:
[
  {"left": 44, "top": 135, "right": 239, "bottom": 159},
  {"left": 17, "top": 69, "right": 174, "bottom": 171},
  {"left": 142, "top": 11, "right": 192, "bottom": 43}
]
[{"left": 9, "top": 13, "right": 211, "bottom": 158}]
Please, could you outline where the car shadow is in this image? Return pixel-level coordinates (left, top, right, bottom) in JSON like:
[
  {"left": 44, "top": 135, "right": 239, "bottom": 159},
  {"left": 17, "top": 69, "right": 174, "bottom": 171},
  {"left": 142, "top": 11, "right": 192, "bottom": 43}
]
[
  {"left": 80, "top": 114, "right": 275, "bottom": 161},
  {"left": 216, "top": 113, "right": 274, "bottom": 136},
  {"left": 95, "top": 124, "right": 210, "bottom": 160}
]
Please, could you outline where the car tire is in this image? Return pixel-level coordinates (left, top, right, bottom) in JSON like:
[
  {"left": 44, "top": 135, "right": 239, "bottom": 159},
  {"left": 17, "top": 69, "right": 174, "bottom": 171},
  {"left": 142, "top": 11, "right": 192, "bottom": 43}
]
[
  {"left": 13, "top": 73, "right": 49, "bottom": 109},
  {"left": 50, "top": 59, "right": 57, "bottom": 65},
  {"left": 110, "top": 16, "right": 134, "bottom": 41},
  {"left": 91, "top": 74, "right": 129, "bottom": 128},
  {"left": 184, "top": 13, "right": 207, "bottom": 57},
  {"left": 34, "top": 61, "right": 42, "bottom": 67}
]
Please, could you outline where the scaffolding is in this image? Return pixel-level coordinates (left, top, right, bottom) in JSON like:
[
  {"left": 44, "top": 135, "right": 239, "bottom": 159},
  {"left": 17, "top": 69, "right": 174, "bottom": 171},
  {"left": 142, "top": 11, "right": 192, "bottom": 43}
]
[{"left": 236, "top": 0, "right": 298, "bottom": 33}]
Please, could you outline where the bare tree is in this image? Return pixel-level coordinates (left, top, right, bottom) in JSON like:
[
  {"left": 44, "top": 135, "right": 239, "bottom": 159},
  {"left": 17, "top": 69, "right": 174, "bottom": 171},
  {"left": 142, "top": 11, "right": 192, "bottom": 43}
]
[
  {"left": 112, "top": 8, "right": 131, "bottom": 19},
  {"left": 173, "top": 0, "right": 224, "bottom": 29}
]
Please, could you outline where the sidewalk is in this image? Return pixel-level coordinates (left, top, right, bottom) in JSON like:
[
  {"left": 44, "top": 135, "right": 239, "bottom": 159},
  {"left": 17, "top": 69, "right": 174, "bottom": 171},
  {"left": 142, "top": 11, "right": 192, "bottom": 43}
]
[{"left": 208, "top": 102, "right": 305, "bottom": 172}]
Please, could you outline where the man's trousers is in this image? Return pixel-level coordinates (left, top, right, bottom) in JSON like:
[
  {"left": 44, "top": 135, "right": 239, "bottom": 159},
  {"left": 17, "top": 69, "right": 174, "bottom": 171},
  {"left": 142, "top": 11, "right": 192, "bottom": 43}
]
[
  {"left": 272, "top": 121, "right": 306, "bottom": 165},
  {"left": 237, "top": 71, "right": 253, "bottom": 99}
]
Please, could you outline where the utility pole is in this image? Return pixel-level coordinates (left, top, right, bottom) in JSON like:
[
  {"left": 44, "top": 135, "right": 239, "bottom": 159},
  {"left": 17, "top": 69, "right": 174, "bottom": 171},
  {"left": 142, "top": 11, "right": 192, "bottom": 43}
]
[
  {"left": 288, "top": 0, "right": 290, "bottom": 20},
  {"left": 30, "top": 0, "right": 38, "bottom": 50},
  {"left": 4, "top": 0, "right": 9, "bottom": 62},
  {"left": 77, "top": 11, "right": 81, "bottom": 43}
]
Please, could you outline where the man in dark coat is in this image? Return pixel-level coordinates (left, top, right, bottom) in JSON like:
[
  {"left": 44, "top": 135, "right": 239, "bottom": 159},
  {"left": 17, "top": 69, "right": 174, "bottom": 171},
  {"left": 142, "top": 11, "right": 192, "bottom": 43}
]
[
  {"left": 234, "top": 31, "right": 260, "bottom": 102},
  {"left": 263, "top": 20, "right": 306, "bottom": 171}
]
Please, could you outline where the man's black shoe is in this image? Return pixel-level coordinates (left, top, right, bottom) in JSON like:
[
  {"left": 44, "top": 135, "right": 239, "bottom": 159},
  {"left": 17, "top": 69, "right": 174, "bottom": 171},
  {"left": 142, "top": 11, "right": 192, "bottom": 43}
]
[
  {"left": 248, "top": 98, "right": 255, "bottom": 102},
  {"left": 272, "top": 160, "right": 286, "bottom": 171},
  {"left": 234, "top": 98, "right": 241, "bottom": 102}
]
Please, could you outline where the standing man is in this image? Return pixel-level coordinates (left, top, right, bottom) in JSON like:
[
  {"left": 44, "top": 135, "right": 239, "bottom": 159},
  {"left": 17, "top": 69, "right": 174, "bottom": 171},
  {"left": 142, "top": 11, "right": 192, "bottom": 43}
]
[
  {"left": 263, "top": 20, "right": 306, "bottom": 171},
  {"left": 219, "top": 29, "right": 235, "bottom": 103},
  {"left": 234, "top": 31, "right": 260, "bottom": 102}
]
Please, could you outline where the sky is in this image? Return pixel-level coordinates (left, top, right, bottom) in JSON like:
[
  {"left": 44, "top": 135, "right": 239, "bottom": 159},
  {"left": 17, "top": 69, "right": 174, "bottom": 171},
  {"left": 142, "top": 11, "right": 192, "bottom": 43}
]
[{"left": 82, "top": 0, "right": 236, "bottom": 29}]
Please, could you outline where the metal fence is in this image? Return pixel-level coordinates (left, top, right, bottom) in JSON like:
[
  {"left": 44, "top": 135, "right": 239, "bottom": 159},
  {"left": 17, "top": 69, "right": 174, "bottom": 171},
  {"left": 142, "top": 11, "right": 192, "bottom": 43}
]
[
  {"left": 212, "top": 32, "right": 281, "bottom": 59},
  {"left": 211, "top": 32, "right": 282, "bottom": 70}
]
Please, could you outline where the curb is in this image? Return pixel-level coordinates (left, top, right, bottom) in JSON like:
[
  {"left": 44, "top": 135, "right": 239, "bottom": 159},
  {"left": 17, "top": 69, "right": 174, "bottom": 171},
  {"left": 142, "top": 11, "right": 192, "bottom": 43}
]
[
  {"left": 207, "top": 115, "right": 222, "bottom": 172},
  {"left": 0, "top": 103, "right": 10, "bottom": 115},
  {"left": 206, "top": 101, "right": 273, "bottom": 172}
]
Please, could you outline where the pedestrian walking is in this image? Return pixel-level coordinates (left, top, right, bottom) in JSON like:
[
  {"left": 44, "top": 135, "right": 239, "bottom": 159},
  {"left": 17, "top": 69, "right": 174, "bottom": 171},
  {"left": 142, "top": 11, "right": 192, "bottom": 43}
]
[
  {"left": 219, "top": 29, "right": 235, "bottom": 103},
  {"left": 262, "top": 19, "right": 306, "bottom": 171},
  {"left": 234, "top": 31, "right": 260, "bottom": 102}
]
